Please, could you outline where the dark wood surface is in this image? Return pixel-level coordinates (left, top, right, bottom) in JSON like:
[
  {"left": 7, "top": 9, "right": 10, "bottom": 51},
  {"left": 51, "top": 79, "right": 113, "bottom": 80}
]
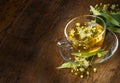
[{"left": 0, "top": 0, "right": 120, "bottom": 83}]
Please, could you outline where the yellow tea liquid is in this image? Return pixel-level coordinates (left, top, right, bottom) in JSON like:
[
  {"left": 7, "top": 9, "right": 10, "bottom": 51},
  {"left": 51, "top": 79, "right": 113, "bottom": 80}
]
[{"left": 68, "top": 22, "right": 105, "bottom": 53}]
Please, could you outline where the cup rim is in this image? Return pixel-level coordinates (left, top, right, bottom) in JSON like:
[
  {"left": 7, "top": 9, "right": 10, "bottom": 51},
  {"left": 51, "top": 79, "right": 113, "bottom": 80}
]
[{"left": 64, "top": 15, "right": 106, "bottom": 43}]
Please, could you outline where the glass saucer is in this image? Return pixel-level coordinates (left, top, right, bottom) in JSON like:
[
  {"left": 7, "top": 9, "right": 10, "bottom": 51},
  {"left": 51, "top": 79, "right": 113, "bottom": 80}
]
[{"left": 57, "top": 30, "right": 119, "bottom": 65}]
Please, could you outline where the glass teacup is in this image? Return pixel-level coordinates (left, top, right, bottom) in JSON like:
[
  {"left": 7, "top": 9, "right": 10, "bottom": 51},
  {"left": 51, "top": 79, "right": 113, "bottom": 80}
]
[{"left": 64, "top": 15, "right": 106, "bottom": 53}]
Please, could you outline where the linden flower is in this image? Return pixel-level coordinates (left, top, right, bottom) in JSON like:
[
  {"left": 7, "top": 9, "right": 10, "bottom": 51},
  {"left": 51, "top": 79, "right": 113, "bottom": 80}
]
[
  {"left": 82, "top": 59, "right": 89, "bottom": 68},
  {"left": 69, "top": 29, "right": 75, "bottom": 36}
]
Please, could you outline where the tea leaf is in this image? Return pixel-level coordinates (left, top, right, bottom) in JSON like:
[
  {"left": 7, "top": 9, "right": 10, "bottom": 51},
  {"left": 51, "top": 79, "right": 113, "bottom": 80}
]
[
  {"left": 71, "top": 50, "right": 108, "bottom": 58},
  {"left": 107, "top": 27, "right": 120, "bottom": 33},
  {"left": 111, "top": 14, "right": 120, "bottom": 22},
  {"left": 57, "top": 62, "right": 73, "bottom": 69},
  {"left": 101, "top": 11, "right": 120, "bottom": 27},
  {"left": 90, "top": 6, "right": 101, "bottom": 15},
  {"left": 97, "top": 50, "right": 108, "bottom": 57},
  {"left": 71, "top": 51, "right": 97, "bottom": 58}
]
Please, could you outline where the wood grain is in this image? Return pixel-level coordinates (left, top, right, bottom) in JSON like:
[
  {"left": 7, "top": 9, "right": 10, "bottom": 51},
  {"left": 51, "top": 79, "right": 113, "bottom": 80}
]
[{"left": 0, "top": 0, "right": 120, "bottom": 83}]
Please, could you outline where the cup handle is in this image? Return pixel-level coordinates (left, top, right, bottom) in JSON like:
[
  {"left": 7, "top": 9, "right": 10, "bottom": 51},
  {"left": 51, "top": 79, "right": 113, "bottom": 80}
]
[
  {"left": 57, "top": 39, "right": 77, "bottom": 64},
  {"left": 57, "top": 39, "right": 70, "bottom": 61}
]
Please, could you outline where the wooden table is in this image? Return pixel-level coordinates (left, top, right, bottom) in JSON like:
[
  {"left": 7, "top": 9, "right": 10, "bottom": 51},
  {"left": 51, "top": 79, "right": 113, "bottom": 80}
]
[{"left": 0, "top": 0, "right": 120, "bottom": 83}]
